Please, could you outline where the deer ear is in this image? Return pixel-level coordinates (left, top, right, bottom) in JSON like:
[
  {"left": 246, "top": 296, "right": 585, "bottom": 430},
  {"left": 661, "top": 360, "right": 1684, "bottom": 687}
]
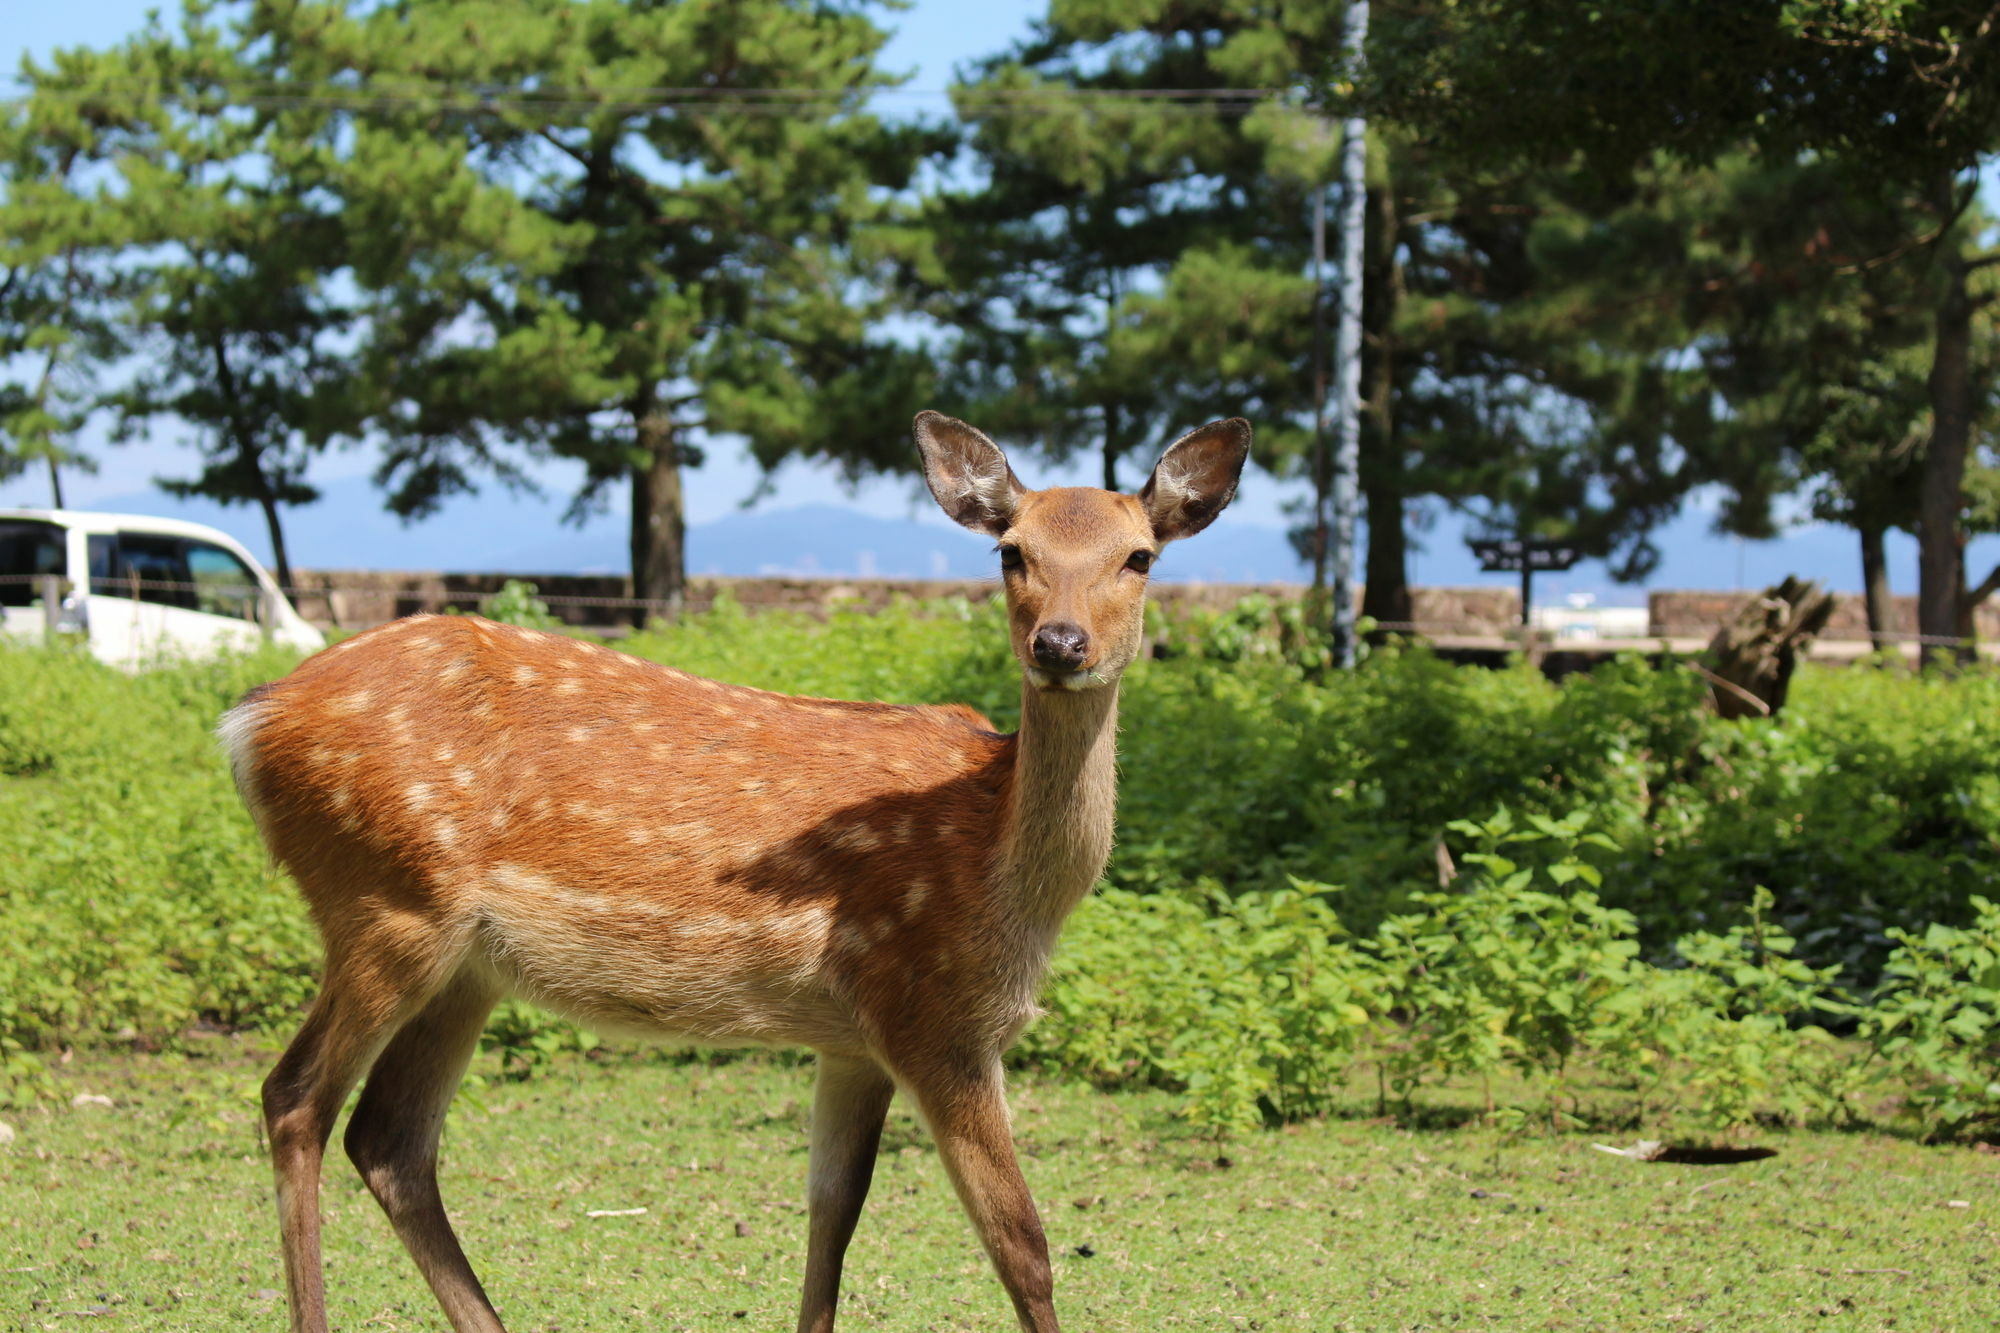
[
  {"left": 914, "top": 411, "right": 1025, "bottom": 536},
  {"left": 1141, "top": 418, "right": 1251, "bottom": 544}
]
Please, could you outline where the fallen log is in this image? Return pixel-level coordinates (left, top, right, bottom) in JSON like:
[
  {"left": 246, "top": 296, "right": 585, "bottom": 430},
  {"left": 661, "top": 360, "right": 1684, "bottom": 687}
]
[{"left": 1702, "top": 577, "right": 1836, "bottom": 720}]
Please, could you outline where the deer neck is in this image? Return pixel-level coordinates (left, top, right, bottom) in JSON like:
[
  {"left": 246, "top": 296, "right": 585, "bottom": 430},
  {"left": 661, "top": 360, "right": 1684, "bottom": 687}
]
[{"left": 997, "top": 677, "right": 1121, "bottom": 931}]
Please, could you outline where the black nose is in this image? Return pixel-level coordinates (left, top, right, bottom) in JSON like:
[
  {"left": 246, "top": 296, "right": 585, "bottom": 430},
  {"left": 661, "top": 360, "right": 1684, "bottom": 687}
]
[{"left": 1031, "top": 622, "right": 1090, "bottom": 673}]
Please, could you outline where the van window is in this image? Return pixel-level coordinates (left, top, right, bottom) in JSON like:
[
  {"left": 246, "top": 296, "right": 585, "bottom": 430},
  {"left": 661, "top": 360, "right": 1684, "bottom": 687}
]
[
  {"left": 0, "top": 520, "right": 67, "bottom": 608},
  {"left": 92, "top": 531, "right": 197, "bottom": 609},
  {"left": 185, "top": 541, "right": 261, "bottom": 620}
]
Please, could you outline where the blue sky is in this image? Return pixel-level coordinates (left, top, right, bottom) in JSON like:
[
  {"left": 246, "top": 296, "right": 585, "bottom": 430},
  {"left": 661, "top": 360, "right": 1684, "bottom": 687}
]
[{"left": 4, "top": 3, "right": 1995, "bottom": 603}]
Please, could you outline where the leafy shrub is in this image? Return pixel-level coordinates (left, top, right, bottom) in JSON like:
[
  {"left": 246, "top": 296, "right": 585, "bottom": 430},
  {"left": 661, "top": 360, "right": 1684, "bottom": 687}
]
[
  {"left": 0, "top": 643, "right": 321, "bottom": 1072},
  {"left": 7, "top": 600, "right": 2000, "bottom": 1141},
  {"left": 1359, "top": 809, "right": 1643, "bottom": 1117},
  {"left": 1860, "top": 895, "right": 2000, "bottom": 1136},
  {"left": 1027, "top": 882, "right": 1375, "bottom": 1135},
  {"left": 478, "top": 579, "right": 561, "bottom": 630}
]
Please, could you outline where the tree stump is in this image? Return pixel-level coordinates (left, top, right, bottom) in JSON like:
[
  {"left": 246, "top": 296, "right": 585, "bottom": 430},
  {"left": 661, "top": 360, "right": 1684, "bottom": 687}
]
[{"left": 1701, "top": 577, "right": 1837, "bottom": 720}]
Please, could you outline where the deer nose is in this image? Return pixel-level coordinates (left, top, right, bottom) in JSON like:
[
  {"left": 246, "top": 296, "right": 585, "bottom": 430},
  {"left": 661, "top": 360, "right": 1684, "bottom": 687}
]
[{"left": 1031, "top": 622, "right": 1090, "bottom": 674}]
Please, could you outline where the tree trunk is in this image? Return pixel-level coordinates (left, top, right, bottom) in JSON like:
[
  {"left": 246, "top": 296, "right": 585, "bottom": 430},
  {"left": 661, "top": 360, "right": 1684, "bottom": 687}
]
[
  {"left": 1102, "top": 401, "right": 1120, "bottom": 492},
  {"left": 1703, "top": 577, "right": 1836, "bottom": 720},
  {"left": 1858, "top": 521, "right": 1891, "bottom": 649},
  {"left": 630, "top": 408, "right": 686, "bottom": 627},
  {"left": 1918, "top": 248, "right": 1974, "bottom": 668},
  {"left": 210, "top": 332, "right": 294, "bottom": 592},
  {"left": 1954, "top": 545, "right": 1981, "bottom": 647},
  {"left": 1358, "top": 178, "right": 1411, "bottom": 630},
  {"left": 46, "top": 458, "right": 65, "bottom": 510},
  {"left": 256, "top": 487, "right": 294, "bottom": 595}
]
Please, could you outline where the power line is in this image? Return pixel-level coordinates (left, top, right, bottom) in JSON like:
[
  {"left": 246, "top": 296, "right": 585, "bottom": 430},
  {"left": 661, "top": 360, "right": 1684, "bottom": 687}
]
[{"left": 0, "top": 80, "right": 1288, "bottom": 117}]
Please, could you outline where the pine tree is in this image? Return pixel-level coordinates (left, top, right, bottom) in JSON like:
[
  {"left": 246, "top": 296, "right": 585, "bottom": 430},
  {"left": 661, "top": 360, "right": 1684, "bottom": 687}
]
[
  {"left": 1367, "top": 0, "right": 2000, "bottom": 662},
  {"left": 91, "top": 4, "right": 362, "bottom": 592},
  {"left": 940, "top": 1, "right": 1331, "bottom": 496},
  {"left": 254, "top": 0, "right": 942, "bottom": 618},
  {"left": 0, "top": 44, "right": 137, "bottom": 507}
]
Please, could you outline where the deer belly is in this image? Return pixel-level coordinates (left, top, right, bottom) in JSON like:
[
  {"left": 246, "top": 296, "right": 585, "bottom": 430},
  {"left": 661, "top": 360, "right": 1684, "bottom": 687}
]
[{"left": 468, "top": 873, "right": 854, "bottom": 1049}]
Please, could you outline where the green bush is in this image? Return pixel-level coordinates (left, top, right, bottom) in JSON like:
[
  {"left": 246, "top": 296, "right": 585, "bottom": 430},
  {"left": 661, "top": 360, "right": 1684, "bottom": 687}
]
[
  {"left": 6, "top": 597, "right": 2000, "bottom": 1140},
  {"left": 0, "top": 642, "right": 321, "bottom": 1079},
  {"left": 1860, "top": 895, "right": 2000, "bottom": 1137},
  {"left": 1026, "top": 882, "right": 1375, "bottom": 1135}
]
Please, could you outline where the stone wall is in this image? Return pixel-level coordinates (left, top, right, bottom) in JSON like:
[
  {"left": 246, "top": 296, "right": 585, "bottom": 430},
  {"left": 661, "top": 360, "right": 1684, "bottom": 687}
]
[{"left": 1647, "top": 589, "right": 2000, "bottom": 644}]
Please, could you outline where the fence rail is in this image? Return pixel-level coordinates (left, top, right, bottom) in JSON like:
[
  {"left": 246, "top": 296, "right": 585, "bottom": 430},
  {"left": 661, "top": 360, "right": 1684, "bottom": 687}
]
[{"left": 4, "top": 571, "right": 1994, "bottom": 654}]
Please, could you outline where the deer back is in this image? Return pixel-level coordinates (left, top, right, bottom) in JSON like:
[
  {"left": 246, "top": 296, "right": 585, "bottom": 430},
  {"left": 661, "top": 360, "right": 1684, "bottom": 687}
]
[{"left": 222, "top": 615, "right": 1029, "bottom": 1056}]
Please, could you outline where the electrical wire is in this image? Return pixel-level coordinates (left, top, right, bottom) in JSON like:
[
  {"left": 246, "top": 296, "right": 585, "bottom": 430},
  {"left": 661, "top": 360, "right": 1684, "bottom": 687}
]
[{"left": 0, "top": 80, "right": 1294, "bottom": 118}]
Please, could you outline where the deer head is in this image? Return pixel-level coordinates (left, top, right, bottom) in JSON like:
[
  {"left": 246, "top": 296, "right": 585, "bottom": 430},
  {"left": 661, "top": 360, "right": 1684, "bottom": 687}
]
[{"left": 914, "top": 411, "right": 1252, "bottom": 691}]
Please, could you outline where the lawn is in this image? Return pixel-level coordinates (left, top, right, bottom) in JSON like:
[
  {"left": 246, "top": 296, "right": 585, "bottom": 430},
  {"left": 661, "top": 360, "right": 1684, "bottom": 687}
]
[{"left": 2, "top": 1043, "right": 1995, "bottom": 1331}]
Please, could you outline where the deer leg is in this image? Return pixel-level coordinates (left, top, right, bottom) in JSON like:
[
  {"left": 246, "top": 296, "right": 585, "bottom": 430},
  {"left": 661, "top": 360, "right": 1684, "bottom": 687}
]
[
  {"left": 344, "top": 968, "right": 506, "bottom": 1333},
  {"left": 263, "top": 947, "right": 452, "bottom": 1333},
  {"left": 908, "top": 1063, "right": 1059, "bottom": 1333},
  {"left": 796, "top": 1053, "right": 895, "bottom": 1333}
]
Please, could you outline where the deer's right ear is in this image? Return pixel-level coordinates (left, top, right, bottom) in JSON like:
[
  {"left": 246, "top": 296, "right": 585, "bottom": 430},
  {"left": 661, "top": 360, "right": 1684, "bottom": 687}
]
[{"left": 914, "top": 411, "right": 1025, "bottom": 537}]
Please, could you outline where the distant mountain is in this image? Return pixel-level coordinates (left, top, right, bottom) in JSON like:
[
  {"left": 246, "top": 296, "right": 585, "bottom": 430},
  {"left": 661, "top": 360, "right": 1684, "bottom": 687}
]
[
  {"left": 33, "top": 474, "right": 2000, "bottom": 603},
  {"left": 49, "top": 477, "right": 1318, "bottom": 583}
]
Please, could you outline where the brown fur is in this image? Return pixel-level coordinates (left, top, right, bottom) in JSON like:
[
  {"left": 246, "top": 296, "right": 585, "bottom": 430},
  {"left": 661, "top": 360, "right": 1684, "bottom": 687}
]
[{"left": 227, "top": 413, "right": 1249, "bottom": 1333}]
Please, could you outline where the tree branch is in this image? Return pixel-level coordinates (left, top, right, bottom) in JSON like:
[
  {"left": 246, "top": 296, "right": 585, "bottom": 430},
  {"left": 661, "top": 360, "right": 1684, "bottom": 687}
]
[{"left": 1968, "top": 563, "right": 2000, "bottom": 611}]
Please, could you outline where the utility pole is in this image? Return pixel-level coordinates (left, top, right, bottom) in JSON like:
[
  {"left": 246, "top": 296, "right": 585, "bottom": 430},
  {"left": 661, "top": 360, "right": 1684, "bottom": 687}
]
[
  {"left": 1328, "top": 0, "right": 1369, "bottom": 668},
  {"left": 1310, "top": 187, "right": 1329, "bottom": 591}
]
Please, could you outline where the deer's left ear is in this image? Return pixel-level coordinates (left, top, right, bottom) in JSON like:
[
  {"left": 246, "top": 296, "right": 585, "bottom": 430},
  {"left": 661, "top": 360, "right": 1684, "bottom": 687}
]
[{"left": 1140, "top": 418, "right": 1251, "bottom": 544}]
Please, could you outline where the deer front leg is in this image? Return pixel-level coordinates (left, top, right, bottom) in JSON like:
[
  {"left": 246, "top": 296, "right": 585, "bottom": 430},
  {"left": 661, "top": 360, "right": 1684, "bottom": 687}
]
[
  {"left": 796, "top": 1053, "right": 896, "bottom": 1333},
  {"left": 908, "top": 1062, "right": 1059, "bottom": 1333}
]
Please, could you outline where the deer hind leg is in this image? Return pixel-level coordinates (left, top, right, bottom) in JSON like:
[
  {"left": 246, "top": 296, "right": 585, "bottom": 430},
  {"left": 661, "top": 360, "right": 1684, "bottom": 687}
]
[
  {"left": 263, "top": 936, "right": 466, "bottom": 1333},
  {"left": 344, "top": 967, "right": 507, "bottom": 1333},
  {"left": 796, "top": 1053, "right": 896, "bottom": 1333},
  {"left": 906, "top": 1062, "right": 1059, "bottom": 1333}
]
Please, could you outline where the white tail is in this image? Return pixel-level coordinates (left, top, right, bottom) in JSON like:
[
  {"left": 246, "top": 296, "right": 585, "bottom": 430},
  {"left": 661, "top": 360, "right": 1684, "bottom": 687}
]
[{"left": 223, "top": 412, "right": 1250, "bottom": 1333}]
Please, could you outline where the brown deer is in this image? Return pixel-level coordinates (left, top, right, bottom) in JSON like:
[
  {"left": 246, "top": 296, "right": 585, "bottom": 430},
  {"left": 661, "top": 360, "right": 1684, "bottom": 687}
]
[{"left": 219, "top": 410, "right": 1250, "bottom": 1333}]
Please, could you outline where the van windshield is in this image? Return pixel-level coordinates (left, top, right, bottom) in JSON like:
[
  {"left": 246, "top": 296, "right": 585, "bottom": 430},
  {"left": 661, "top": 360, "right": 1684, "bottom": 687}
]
[{"left": 0, "top": 520, "right": 65, "bottom": 608}]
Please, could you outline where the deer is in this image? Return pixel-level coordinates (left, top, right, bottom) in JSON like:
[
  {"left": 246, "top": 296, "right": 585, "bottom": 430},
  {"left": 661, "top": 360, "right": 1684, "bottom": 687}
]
[{"left": 218, "top": 410, "right": 1250, "bottom": 1333}]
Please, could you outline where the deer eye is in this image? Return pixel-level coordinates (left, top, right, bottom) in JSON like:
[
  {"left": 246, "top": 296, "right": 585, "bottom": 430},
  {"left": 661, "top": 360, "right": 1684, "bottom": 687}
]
[
  {"left": 1125, "top": 549, "right": 1155, "bottom": 574},
  {"left": 998, "top": 544, "right": 1024, "bottom": 572}
]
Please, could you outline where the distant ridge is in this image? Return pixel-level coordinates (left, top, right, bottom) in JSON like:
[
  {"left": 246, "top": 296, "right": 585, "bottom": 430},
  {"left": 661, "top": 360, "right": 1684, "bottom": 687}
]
[
  {"left": 49, "top": 476, "right": 1312, "bottom": 584},
  {"left": 33, "top": 472, "right": 2000, "bottom": 603}
]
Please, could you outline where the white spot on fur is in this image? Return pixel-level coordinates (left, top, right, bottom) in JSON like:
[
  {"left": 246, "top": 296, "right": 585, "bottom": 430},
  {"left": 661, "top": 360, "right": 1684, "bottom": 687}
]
[
  {"left": 513, "top": 665, "right": 540, "bottom": 687},
  {"left": 831, "top": 822, "right": 883, "bottom": 853},
  {"left": 406, "top": 782, "right": 436, "bottom": 811}
]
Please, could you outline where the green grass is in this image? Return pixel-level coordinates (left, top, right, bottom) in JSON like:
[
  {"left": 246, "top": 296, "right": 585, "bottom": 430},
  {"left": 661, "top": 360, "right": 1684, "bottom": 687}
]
[{"left": 3, "top": 1045, "right": 1995, "bottom": 1331}]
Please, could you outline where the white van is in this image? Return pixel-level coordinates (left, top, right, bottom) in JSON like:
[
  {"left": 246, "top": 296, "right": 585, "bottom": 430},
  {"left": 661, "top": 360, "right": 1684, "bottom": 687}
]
[{"left": 0, "top": 509, "right": 325, "bottom": 667}]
